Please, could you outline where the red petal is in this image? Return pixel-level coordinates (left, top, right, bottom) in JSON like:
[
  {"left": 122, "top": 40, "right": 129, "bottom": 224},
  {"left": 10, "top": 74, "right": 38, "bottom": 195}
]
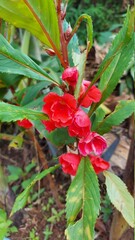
[
  {"left": 42, "top": 120, "right": 56, "bottom": 132},
  {"left": 17, "top": 119, "right": 33, "bottom": 129},
  {"left": 43, "top": 92, "right": 60, "bottom": 103},
  {"left": 63, "top": 93, "right": 77, "bottom": 110},
  {"left": 89, "top": 155, "right": 110, "bottom": 174},
  {"left": 59, "top": 153, "right": 81, "bottom": 176}
]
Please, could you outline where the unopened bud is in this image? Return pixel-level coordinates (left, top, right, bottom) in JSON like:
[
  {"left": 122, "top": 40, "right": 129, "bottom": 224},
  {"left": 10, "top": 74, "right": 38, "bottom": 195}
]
[
  {"left": 62, "top": 67, "right": 79, "bottom": 87},
  {"left": 64, "top": 25, "right": 72, "bottom": 40},
  {"left": 45, "top": 48, "right": 56, "bottom": 56}
]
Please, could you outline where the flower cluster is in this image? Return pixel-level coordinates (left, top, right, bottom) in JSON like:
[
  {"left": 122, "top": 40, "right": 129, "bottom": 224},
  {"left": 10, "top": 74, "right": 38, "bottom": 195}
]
[{"left": 42, "top": 67, "right": 110, "bottom": 176}]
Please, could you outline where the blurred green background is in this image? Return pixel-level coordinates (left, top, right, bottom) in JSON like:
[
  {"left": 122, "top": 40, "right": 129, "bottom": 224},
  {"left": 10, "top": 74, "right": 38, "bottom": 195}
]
[{"left": 66, "top": 0, "right": 133, "bottom": 45}]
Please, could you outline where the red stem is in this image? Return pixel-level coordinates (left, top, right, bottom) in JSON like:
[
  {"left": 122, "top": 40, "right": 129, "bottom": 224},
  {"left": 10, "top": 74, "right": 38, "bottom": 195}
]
[
  {"left": 23, "top": 0, "right": 67, "bottom": 68},
  {"left": 57, "top": 0, "right": 69, "bottom": 68}
]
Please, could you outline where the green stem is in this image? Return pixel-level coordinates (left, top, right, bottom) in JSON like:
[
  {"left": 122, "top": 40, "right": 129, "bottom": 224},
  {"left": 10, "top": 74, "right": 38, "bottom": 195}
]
[{"left": 67, "top": 14, "right": 93, "bottom": 51}]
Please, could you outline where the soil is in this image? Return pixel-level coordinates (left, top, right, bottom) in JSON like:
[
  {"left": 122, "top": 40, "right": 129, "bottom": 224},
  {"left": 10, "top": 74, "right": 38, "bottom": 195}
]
[{"left": 0, "top": 131, "right": 68, "bottom": 240}]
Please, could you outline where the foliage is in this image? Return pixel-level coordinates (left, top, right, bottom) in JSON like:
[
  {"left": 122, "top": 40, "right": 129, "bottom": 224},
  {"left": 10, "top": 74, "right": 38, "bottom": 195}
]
[
  {"left": 0, "top": 208, "right": 17, "bottom": 240},
  {"left": 104, "top": 171, "right": 134, "bottom": 228},
  {"left": 0, "top": 0, "right": 60, "bottom": 50},
  {"left": 29, "top": 228, "right": 39, "bottom": 240},
  {"left": 66, "top": 158, "right": 100, "bottom": 240},
  {"left": 43, "top": 225, "right": 53, "bottom": 240},
  {"left": 95, "top": 100, "right": 135, "bottom": 134},
  {"left": 101, "top": 194, "right": 113, "bottom": 223},
  {"left": 0, "top": 1, "right": 134, "bottom": 239},
  {"left": 66, "top": 0, "right": 123, "bottom": 44},
  {"left": 47, "top": 208, "right": 65, "bottom": 224},
  {"left": 10, "top": 164, "right": 60, "bottom": 216}
]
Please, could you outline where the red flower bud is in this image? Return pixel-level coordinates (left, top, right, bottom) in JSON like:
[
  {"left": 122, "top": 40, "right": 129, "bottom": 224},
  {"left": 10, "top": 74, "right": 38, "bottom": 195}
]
[
  {"left": 64, "top": 25, "right": 72, "bottom": 40},
  {"left": 62, "top": 67, "right": 79, "bottom": 87},
  {"left": 45, "top": 48, "right": 56, "bottom": 56}
]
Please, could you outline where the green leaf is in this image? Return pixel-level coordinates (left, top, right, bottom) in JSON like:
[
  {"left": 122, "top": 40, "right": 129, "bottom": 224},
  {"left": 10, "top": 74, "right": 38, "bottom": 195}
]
[
  {"left": 8, "top": 165, "right": 24, "bottom": 182},
  {"left": 10, "top": 164, "right": 60, "bottom": 216},
  {"left": 0, "top": 209, "right": 12, "bottom": 240},
  {"left": 25, "top": 162, "right": 36, "bottom": 173},
  {"left": 73, "top": 51, "right": 87, "bottom": 100},
  {"left": 0, "top": 0, "right": 60, "bottom": 51},
  {"left": 91, "top": 107, "right": 106, "bottom": 131},
  {"left": 0, "top": 102, "right": 48, "bottom": 122},
  {"left": 0, "top": 209, "right": 7, "bottom": 223},
  {"left": 34, "top": 120, "right": 75, "bottom": 147},
  {"left": 20, "top": 82, "right": 50, "bottom": 106},
  {"left": 104, "top": 171, "right": 134, "bottom": 228},
  {"left": 65, "top": 157, "right": 100, "bottom": 240},
  {"left": 0, "top": 34, "right": 59, "bottom": 85},
  {"left": 21, "top": 96, "right": 44, "bottom": 110},
  {"left": 99, "top": 37, "right": 134, "bottom": 103},
  {"left": 95, "top": 100, "right": 135, "bottom": 134},
  {"left": 29, "top": 36, "right": 42, "bottom": 62},
  {"left": 89, "top": 8, "right": 134, "bottom": 112},
  {"left": 0, "top": 72, "right": 22, "bottom": 87}
]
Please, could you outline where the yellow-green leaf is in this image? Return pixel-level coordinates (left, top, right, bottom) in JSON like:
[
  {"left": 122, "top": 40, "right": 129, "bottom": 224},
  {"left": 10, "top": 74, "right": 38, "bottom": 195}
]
[
  {"left": 0, "top": 0, "right": 60, "bottom": 51},
  {"left": 104, "top": 171, "right": 134, "bottom": 228}
]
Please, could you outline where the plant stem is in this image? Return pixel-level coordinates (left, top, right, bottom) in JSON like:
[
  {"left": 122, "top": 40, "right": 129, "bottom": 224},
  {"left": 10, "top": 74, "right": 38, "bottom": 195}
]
[
  {"left": 67, "top": 15, "right": 84, "bottom": 43},
  {"left": 23, "top": 0, "right": 67, "bottom": 68},
  {"left": 57, "top": 0, "right": 69, "bottom": 68}
]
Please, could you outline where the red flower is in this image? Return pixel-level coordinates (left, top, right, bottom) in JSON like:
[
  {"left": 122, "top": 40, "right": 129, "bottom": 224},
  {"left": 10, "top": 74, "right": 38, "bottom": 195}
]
[
  {"left": 78, "top": 80, "right": 101, "bottom": 107},
  {"left": 89, "top": 155, "right": 110, "bottom": 174},
  {"left": 68, "top": 109, "right": 91, "bottom": 138},
  {"left": 42, "top": 92, "right": 77, "bottom": 130},
  {"left": 59, "top": 153, "right": 81, "bottom": 176},
  {"left": 62, "top": 67, "right": 79, "bottom": 87},
  {"left": 17, "top": 119, "right": 33, "bottom": 129},
  {"left": 78, "top": 132, "right": 107, "bottom": 156},
  {"left": 42, "top": 119, "right": 56, "bottom": 132}
]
